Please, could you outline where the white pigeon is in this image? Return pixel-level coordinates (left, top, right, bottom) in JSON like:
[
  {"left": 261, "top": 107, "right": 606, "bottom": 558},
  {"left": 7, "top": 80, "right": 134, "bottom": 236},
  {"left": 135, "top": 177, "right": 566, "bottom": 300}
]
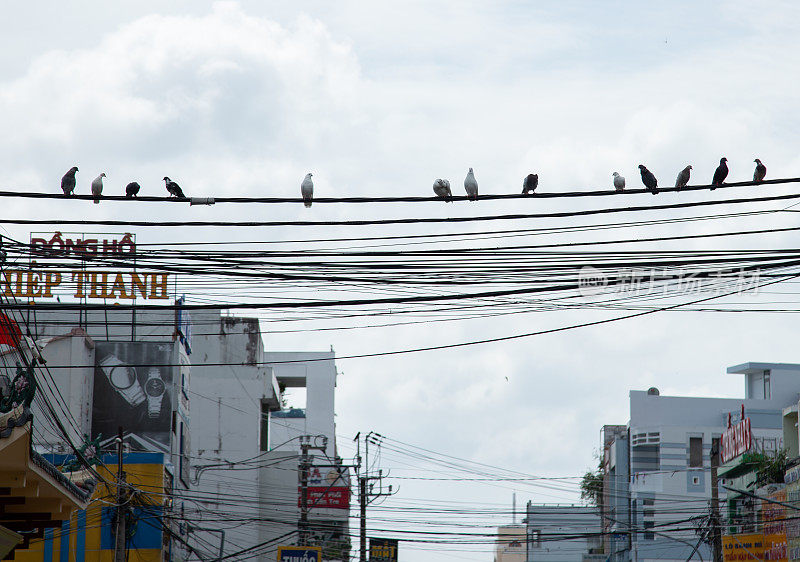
[
  {"left": 301, "top": 173, "right": 313, "bottom": 208},
  {"left": 433, "top": 179, "right": 452, "bottom": 202},
  {"left": 612, "top": 172, "right": 625, "bottom": 191},
  {"left": 464, "top": 168, "right": 478, "bottom": 201},
  {"left": 91, "top": 173, "right": 106, "bottom": 204}
]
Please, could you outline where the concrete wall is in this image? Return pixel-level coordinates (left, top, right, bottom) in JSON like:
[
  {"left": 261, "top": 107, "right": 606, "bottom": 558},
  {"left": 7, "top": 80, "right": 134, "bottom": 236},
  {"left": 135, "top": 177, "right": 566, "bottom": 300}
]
[{"left": 525, "top": 504, "right": 602, "bottom": 562}]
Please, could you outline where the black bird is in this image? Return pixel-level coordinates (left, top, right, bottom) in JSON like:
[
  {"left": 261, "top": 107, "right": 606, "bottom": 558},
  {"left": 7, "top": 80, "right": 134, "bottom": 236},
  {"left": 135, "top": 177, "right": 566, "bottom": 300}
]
[
  {"left": 163, "top": 176, "right": 185, "bottom": 198},
  {"left": 522, "top": 173, "right": 538, "bottom": 195},
  {"left": 61, "top": 166, "right": 78, "bottom": 196},
  {"left": 125, "top": 182, "right": 141, "bottom": 198},
  {"left": 753, "top": 159, "right": 767, "bottom": 183},
  {"left": 638, "top": 165, "right": 658, "bottom": 194},
  {"left": 712, "top": 157, "right": 728, "bottom": 189}
]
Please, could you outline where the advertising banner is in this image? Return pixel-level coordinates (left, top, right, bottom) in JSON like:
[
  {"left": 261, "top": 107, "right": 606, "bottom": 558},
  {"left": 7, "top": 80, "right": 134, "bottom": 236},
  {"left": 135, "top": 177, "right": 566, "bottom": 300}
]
[
  {"left": 369, "top": 538, "right": 399, "bottom": 562},
  {"left": 92, "top": 342, "right": 174, "bottom": 452},
  {"left": 277, "top": 546, "right": 321, "bottom": 562}
]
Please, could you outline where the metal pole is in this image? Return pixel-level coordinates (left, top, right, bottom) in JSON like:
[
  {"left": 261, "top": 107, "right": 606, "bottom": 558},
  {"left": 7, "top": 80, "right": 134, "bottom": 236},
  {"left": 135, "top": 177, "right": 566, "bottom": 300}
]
[
  {"left": 360, "top": 476, "right": 367, "bottom": 562},
  {"left": 710, "top": 441, "right": 722, "bottom": 562},
  {"left": 299, "top": 438, "right": 310, "bottom": 545},
  {"left": 114, "top": 427, "right": 127, "bottom": 562}
]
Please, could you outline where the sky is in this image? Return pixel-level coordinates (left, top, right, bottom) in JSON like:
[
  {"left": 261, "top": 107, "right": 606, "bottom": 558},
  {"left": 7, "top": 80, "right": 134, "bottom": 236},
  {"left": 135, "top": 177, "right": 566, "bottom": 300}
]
[{"left": 2, "top": 1, "right": 800, "bottom": 560}]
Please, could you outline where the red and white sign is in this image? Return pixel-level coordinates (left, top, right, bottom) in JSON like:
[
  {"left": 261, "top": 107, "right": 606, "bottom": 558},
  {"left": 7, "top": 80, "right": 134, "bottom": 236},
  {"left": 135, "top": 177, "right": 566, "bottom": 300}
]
[
  {"left": 721, "top": 404, "right": 752, "bottom": 463},
  {"left": 298, "top": 486, "right": 351, "bottom": 509}
]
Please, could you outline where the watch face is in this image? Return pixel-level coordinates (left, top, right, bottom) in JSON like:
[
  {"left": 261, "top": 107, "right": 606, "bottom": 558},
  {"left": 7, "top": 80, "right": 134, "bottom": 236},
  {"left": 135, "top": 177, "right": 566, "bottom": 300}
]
[
  {"left": 109, "top": 366, "right": 137, "bottom": 390},
  {"left": 145, "top": 378, "right": 166, "bottom": 397}
]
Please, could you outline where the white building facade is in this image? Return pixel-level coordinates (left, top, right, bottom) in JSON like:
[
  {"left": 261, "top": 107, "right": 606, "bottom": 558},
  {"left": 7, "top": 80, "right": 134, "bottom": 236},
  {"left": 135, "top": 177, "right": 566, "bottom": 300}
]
[{"left": 605, "top": 362, "right": 800, "bottom": 562}]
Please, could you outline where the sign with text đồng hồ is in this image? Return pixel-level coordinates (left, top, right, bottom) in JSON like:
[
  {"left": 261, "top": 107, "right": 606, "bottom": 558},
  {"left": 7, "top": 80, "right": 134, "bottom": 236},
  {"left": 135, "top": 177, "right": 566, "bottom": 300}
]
[{"left": 11, "top": 232, "right": 171, "bottom": 301}]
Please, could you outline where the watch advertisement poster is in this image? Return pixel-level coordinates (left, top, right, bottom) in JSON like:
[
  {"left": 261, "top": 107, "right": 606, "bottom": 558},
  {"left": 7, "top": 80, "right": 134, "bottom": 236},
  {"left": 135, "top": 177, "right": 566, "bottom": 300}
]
[{"left": 92, "top": 341, "right": 173, "bottom": 452}]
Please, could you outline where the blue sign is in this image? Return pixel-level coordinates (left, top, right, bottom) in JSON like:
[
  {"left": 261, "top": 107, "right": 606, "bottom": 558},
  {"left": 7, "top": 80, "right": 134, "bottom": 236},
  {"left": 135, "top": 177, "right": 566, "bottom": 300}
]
[{"left": 277, "top": 546, "right": 321, "bottom": 562}]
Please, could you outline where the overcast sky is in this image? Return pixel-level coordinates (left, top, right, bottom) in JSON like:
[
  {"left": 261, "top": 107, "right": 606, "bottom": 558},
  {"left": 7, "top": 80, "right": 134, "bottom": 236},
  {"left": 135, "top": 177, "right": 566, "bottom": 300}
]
[{"left": 2, "top": 2, "right": 800, "bottom": 560}]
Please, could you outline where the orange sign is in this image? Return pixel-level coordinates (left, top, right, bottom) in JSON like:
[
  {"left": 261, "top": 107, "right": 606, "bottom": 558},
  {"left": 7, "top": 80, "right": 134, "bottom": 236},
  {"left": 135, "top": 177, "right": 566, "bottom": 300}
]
[{"left": 723, "top": 534, "right": 787, "bottom": 562}]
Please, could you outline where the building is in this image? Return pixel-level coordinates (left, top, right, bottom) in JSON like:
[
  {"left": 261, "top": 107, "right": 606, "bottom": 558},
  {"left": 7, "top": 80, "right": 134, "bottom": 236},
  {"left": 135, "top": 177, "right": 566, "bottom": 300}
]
[
  {"left": 602, "top": 362, "right": 800, "bottom": 562},
  {"left": 5, "top": 307, "right": 193, "bottom": 561},
  {"left": 495, "top": 525, "right": 526, "bottom": 562},
  {"left": 524, "top": 505, "right": 602, "bottom": 562}
]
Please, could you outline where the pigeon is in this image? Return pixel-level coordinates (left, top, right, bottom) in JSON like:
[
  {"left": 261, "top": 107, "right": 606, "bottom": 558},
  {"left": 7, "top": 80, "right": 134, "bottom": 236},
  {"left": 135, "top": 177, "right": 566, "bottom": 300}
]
[
  {"left": 675, "top": 165, "right": 692, "bottom": 190},
  {"left": 91, "top": 173, "right": 105, "bottom": 204},
  {"left": 612, "top": 172, "right": 625, "bottom": 192},
  {"left": 433, "top": 179, "right": 452, "bottom": 202},
  {"left": 464, "top": 168, "right": 478, "bottom": 201},
  {"left": 712, "top": 157, "right": 728, "bottom": 189},
  {"left": 301, "top": 173, "right": 314, "bottom": 208},
  {"left": 638, "top": 165, "right": 658, "bottom": 194},
  {"left": 522, "top": 174, "right": 538, "bottom": 195},
  {"left": 125, "top": 182, "right": 141, "bottom": 198},
  {"left": 163, "top": 177, "right": 185, "bottom": 198},
  {"left": 61, "top": 166, "right": 78, "bottom": 196},
  {"left": 753, "top": 159, "right": 767, "bottom": 183}
]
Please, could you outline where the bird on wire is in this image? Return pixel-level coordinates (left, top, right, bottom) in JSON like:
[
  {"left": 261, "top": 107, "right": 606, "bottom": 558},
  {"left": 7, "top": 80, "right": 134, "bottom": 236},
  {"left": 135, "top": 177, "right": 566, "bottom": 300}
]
[
  {"left": 753, "top": 159, "right": 767, "bottom": 183},
  {"left": 61, "top": 166, "right": 78, "bottom": 196},
  {"left": 125, "top": 182, "right": 141, "bottom": 198},
  {"left": 163, "top": 177, "right": 185, "bottom": 198},
  {"left": 612, "top": 172, "right": 625, "bottom": 192},
  {"left": 433, "top": 179, "right": 452, "bottom": 202},
  {"left": 91, "top": 173, "right": 105, "bottom": 204},
  {"left": 301, "top": 173, "right": 314, "bottom": 208},
  {"left": 638, "top": 165, "right": 658, "bottom": 194},
  {"left": 464, "top": 168, "right": 478, "bottom": 201},
  {"left": 712, "top": 157, "right": 728, "bottom": 190},
  {"left": 675, "top": 165, "right": 692, "bottom": 190},
  {"left": 522, "top": 173, "right": 538, "bottom": 195}
]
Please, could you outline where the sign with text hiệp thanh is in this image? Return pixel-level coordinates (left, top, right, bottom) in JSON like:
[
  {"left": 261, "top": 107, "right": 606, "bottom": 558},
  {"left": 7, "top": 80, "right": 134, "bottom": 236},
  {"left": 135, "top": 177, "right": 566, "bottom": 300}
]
[{"left": 277, "top": 546, "right": 321, "bottom": 562}]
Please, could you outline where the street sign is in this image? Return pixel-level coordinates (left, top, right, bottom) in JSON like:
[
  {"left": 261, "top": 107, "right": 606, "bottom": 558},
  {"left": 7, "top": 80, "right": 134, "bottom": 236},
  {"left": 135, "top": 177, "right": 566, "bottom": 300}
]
[
  {"left": 369, "top": 538, "right": 398, "bottom": 562},
  {"left": 277, "top": 546, "right": 321, "bottom": 562}
]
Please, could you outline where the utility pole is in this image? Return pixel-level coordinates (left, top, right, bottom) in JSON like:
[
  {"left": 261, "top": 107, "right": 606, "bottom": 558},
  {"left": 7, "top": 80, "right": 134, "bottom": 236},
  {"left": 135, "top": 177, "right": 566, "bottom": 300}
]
[
  {"left": 710, "top": 440, "right": 722, "bottom": 562},
  {"left": 114, "top": 427, "right": 127, "bottom": 562},
  {"left": 298, "top": 435, "right": 328, "bottom": 547},
  {"left": 357, "top": 432, "right": 396, "bottom": 562}
]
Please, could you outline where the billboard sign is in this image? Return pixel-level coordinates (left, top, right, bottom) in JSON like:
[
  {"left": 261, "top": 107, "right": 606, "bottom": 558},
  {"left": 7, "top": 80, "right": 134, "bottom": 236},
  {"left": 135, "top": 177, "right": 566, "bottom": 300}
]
[
  {"left": 92, "top": 342, "right": 174, "bottom": 452},
  {"left": 298, "top": 465, "right": 351, "bottom": 509},
  {"left": 370, "top": 538, "right": 398, "bottom": 562},
  {"left": 277, "top": 547, "right": 321, "bottom": 562},
  {"left": 721, "top": 404, "right": 752, "bottom": 463}
]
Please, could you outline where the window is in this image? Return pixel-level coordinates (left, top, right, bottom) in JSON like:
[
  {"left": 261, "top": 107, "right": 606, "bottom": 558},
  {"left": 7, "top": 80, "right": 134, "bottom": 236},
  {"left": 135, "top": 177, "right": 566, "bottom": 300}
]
[
  {"left": 764, "top": 370, "right": 771, "bottom": 399},
  {"left": 260, "top": 402, "right": 269, "bottom": 451},
  {"left": 689, "top": 437, "right": 703, "bottom": 467},
  {"left": 711, "top": 437, "right": 721, "bottom": 466},
  {"left": 643, "top": 521, "right": 655, "bottom": 541}
]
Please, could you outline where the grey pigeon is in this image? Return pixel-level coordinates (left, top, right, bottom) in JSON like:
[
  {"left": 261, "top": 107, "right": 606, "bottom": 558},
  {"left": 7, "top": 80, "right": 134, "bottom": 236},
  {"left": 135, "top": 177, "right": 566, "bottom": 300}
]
[
  {"left": 464, "top": 168, "right": 478, "bottom": 201},
  {"left": 612, "top": 172, "right": 625, "bottom": 191},
  {"left": 163, "top": 177, "right": 185, "bottom": 198},
  {"left": 638, "top": 165, "right": 658, "bottom": 194},
  {"left": 91, "top": 173, "right": 105, "bottom": 204},
  {"left": 125, "top": 182, "right": 141, "bottom": 198},
  {"left": 301, "top": 173, "right": 314, "bottom": 208},
  {"left": 433, "top": 179, "right": 452, "bottom": 202},
  {"left": 522, "top": 173, "right": 538, "bottom": 195},
  {"left": 753, "top": 159, "right": 766, "bottom": 183},
  {"left": 675, "top": 165, "right": 692, "bottom": 190},
  {"left": 61, "top": 166, "right": 78, "bottom": 196},
  {"left": 712, "top": 157, "right": 728, "bottom": 189}
]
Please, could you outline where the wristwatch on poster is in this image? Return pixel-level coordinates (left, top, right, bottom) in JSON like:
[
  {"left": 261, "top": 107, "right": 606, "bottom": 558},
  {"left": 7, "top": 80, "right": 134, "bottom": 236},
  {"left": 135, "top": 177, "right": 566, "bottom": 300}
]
[
  {"left": 144, "top": 368, "right": 166, "bottom": 418},
  {"left": 99, "top": 355, "right": 145, "bottom": 407}
]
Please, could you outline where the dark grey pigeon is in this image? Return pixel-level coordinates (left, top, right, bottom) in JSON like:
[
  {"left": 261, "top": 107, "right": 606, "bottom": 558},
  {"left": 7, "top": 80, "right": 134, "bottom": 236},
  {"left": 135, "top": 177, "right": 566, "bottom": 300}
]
[
  {"left": 522, "top": 173, "right": 538, "bottom": 195},
  {"left": 125, "top": 182, "right": 141, "bottom": 198},
  {"left": 712, "top": 157, "right": 728, "bottom": 189},
  {"left": 753, "top": 159, "right": 766, "bottom": 183},
  {"left": 163, "top": 176, "right": 185, "bottom": 198},
  {"left": 638, "top": 165, "right": 658, "bottom": 194},
  {"left": 675, "top": 165, "right": 692, "bottom": 190},
  {"left": 61, "top": 166, "right": 78, "bottom": 196}
]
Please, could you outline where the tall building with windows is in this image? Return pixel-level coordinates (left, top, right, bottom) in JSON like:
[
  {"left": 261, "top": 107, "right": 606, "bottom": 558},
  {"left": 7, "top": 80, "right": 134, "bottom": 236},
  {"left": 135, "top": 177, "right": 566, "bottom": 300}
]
[{"left": 603, "top": 362, "right": 800, "bottom": 562}]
